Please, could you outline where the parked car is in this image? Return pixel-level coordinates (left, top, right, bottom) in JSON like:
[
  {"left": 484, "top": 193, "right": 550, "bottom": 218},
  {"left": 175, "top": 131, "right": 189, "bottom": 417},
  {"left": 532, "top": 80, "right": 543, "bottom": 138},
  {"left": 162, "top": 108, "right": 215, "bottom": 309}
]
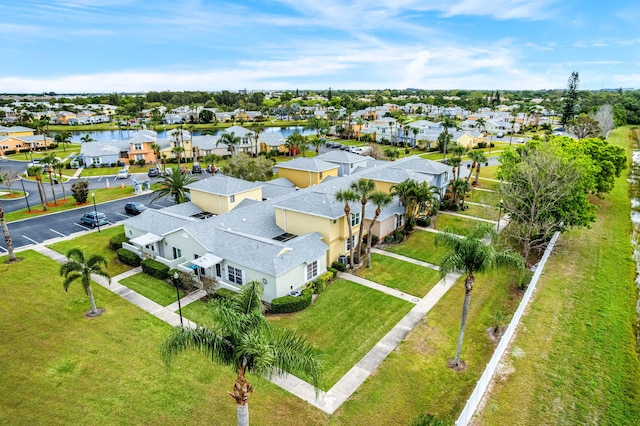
[
  {"left": 116, "top": 169, "right": 129, "bottom": 179},
  {"left": 124, "top": 202, "right": 147, "bottom": 216},
  {"left": 192, "top": 162, "right": 202, "bottom": 174},
  {"left": 80, "top": 212, "right": 108, "bottom": 228},
  {"left": 496, "top": 132, "right": 504, "bottom": 138},
  {"left": 147, "top": 167, "right": 159, "bottom": 177}
]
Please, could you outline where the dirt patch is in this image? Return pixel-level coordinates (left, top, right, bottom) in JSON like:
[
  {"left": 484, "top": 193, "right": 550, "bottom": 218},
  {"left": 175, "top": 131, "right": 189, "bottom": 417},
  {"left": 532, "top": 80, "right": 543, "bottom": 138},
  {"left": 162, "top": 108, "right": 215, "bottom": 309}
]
[
  {"left": 486, "top": 326, "right": 505, "bottom": 344},
  {"left": 3, "top": 257, "right": 24, "bottom": 264},
  {"left": 447, "top": 358, "right": 468, "bottom": 372},
  {"left": 84, "top": 308, "right": 106, "bottom": 318}
]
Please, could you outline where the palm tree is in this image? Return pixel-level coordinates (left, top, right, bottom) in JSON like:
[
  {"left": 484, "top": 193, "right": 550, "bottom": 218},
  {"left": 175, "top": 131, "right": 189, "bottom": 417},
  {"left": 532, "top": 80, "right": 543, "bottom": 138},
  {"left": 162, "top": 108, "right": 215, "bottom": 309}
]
[
  {"left": 161, "top": 281, "right": 321, "bottom": 426},
  {"left": 218, "top": 132, "right": 241, "bottom": 156},
  {"left": 249, "top": 123, "right": 265, "bottom": 156},
  {"left": 475, "top": 117, "right": 486, "bottom": 133},
  {"left": 309, "top": 137, "right": 326, "bottom": 154},
  {"left": 355, "top": 117, "right": 366, "bottom": 141},
  {"left": 435, "top": 223, "right": 523, "bottom": 368},
  {"left": 467, "top": 150, "right": 487, "bottom": 184},
  {"left": 285, "top": 133, "right": 305, "bottom": 158},
  {"left": 80, "top": 134, "right": 95, "bottom": 144},
  {"left": 53, "top": 131, "right": 71, "bottom": 152},
  {"left": 202, "top": 153, "right": 220, "bottom": 173},
  {"left": 411, "top": 126, "right": 419, "bottom": 148},
  {"left": 365, "top": 191, "right": 392, "bottom": 268},
  {"left": 171, "top": 145, "right": 185, "bottom": 164},
  {"left": 440, "top": 116, "right": 457, "bottom": 160},
  {"left": 59, "top": 248, "right": 111, "bottom": 316},
  {"left": 41, "top": 153, "right": 58, "bottom": 205},
  {"left": 305, "top": 117, "right": 329, "bottom": 140},
  {"left": 151, "top": 167, "right": 197, "bottom": 204},
  {"left": 150, "top": 143, "right": 162, "bottom": 168},
  {"left": 350, "top": 178, "right": 376, "bottom": 265},
  {"left": 335, "top": 189, "right": 359, "bottom": 268},
  {"left": 449, "top": 142, "right": 467, "bottom": 180},
  {"left": 27, "top": 165, "right": 48, "bottom": 211},
  {"left": 54, "top": 162, "right": 67, "bottom": 200},
  {"left": 0, "top": 190, "right": 17, "bottom": 262},
  {"left": 384, "top": 147, "right": 399, "bottom": 161}
]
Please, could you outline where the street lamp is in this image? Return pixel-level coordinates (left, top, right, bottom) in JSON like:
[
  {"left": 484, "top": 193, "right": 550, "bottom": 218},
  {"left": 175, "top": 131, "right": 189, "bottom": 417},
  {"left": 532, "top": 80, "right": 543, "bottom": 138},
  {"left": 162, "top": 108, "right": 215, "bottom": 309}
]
[
  {"left": 173, "top": 272, "right": 184, "bottom": 327},
  {"left": 91, "top": 192, "right": 100, "bottom": 233}
]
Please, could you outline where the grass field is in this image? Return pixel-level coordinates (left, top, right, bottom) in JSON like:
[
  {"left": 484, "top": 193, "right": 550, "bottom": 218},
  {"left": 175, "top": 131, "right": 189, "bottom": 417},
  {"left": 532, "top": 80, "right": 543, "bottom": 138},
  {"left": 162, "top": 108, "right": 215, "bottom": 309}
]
[
  {"left": 0, "top": 250, "right": 327, "bottom": 426},
  {"left": 457, "top": 203, "right": 500, "bottom": 221},
  {"left": 384, "top": 230, "right": 450, "bottom": 265},
  {"left": 268, "top": 279, "right": 413, "bottom": 391},
  {"left": 47, "top": 225, "right": 132, "bottom": 277},
  {"left": 119, "top": 273, "right": 185, "bottom": 306},
  {"left": 433, "top": 212, "right": 487, "bottom": 235},
  {"left": 355, "top": 253, "right": 441, "bottom": 297},
  {"left": 466, "top": 188, "right": 499, "bottom": 205},
  {"left": 474, "top": 126, "right": 640, "bottom": 425}
]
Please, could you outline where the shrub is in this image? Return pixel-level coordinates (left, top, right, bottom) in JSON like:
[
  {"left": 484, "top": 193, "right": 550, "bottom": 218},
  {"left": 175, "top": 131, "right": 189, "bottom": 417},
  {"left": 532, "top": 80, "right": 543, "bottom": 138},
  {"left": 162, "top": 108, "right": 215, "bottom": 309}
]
[
  {"left": 70, "top": 179, "right": 89, "bottom": 204},
  {"left": 137, "top": 159, "right": 146, "bottom": 167},
  {"left": 363, "top": 234, "right": 378, "bottom": 247},
  {"left": 116, "top": 248, "right": 141, "bottom": 266},
  {"left": 213, "top": 288, "right": 237, "bottom": 300},
  {"left": 49, "top": 143, "right": 58, "bottom": 149},
  {"left": 416, "top": 216, "right": 431, "bottom": 227},
  {"left": 141, "top": 258, "right": 170, "bottom": 280},
  {"left": 326, "top": 266, "right": 338, "bottom": 278},
  {"left": 3, "top": 149, "right": 16, "bottom": 155},
  {"left": 411, "top": 413, "right": 449, "bottom": 426},
  {"left": 270, "top": 289, "right": 313, "bottom": 314},
  {"left": 476, "top": 142, "right": 487, "bottom": 148},
  {"left": 109, "top": 233, "right": 129, "bottom": 250},
  {"left": 331, "top": 261, "right": 347, "bottom": 272}
]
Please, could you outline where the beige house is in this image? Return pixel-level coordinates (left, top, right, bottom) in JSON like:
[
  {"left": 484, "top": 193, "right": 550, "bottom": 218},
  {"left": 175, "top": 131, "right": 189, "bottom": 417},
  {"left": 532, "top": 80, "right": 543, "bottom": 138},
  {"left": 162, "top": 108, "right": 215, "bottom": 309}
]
[{"left": 276, "top": 157, "right": 339, "bottom": 188}]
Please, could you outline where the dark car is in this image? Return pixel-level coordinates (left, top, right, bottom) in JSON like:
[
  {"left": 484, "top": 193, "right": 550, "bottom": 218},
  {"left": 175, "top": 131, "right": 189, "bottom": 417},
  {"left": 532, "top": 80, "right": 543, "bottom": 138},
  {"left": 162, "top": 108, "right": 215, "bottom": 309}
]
[
  {"left": 124, "top": 202, "right": 147, "bottom": 216},
  {"left": 80, "top": 212, "right": 108, "bottom": 228},
  {"left": 148, "top": 167, "right": 159, "bottom": 177},
  {"left": 192, "top": 162, "right": 202, "bottom": 174}
]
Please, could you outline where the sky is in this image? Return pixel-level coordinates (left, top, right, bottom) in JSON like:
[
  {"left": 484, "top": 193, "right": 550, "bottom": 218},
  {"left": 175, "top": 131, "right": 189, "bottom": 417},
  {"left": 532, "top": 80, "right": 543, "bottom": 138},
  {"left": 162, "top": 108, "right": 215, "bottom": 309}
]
[{"left": 0, "top": 0, "right": 639, "bottom": 93}]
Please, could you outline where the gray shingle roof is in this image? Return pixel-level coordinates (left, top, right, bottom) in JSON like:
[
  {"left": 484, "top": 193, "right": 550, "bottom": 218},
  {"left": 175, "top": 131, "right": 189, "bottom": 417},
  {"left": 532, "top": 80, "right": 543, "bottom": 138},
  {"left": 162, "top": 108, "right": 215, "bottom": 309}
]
[
  {"left": 185, "top": 175, "right": 263, "bottom": 195},
  {"left": 272, "top": 191, "right": 345, "bottom": 219},
  {"left": 276, "top": 157, "right": 339, "bottom": 172},
  {"left": 316, "top": 150, "right": 371, "bottom": 164}
]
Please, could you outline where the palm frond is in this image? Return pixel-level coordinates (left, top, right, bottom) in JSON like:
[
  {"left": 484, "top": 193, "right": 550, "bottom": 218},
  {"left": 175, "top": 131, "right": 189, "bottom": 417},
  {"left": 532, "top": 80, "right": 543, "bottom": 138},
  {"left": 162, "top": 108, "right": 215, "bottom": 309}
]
[{"left": 161, "top": 326, "right": 235, "bottom": 367}]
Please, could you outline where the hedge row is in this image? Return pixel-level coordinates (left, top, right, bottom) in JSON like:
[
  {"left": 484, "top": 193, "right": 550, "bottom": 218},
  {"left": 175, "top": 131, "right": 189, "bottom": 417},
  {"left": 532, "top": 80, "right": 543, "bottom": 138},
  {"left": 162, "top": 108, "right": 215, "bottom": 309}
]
[
  {"left": 109, "top": 233, "right": 129, "bottom": 250},
  {"left": 141, "top": 258, "right": 170, "bottom": 280},
  {"left": 116, "top": 248, "right": 141, "bottom": 267},
  {"left": 270, "top": 289, "right": 313, "bottom": 314}
]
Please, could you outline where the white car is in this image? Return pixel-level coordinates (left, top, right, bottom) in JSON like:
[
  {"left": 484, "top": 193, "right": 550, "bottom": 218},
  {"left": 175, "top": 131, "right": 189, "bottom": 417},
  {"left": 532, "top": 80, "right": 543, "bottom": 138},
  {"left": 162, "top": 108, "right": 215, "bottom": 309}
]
[{"left": 116, "top": 169, "right": 129, "bottom": 179}]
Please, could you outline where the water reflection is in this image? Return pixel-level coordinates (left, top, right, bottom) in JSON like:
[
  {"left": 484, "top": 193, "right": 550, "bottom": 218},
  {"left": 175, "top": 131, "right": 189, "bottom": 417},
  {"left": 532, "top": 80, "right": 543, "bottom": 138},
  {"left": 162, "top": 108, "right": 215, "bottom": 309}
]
[{"left": 58, "top": 125, "right": 313, "bottom": 142}]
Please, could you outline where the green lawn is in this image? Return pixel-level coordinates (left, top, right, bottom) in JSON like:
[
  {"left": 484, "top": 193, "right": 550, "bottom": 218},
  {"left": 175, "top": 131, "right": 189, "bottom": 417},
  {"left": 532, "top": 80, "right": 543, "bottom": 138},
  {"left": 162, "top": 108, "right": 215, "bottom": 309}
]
[
  {"left": 385, "top": 230, "right": 450, "bottom": 265},
  {"left": 119, "top": 273, "right": 184, "bottom": 306},
  {"left": 466, "top": 188, "right": 499, "bottom": 205},
  {"left": 47, "top": 225, "right": 132, "bottom": 277},
  {"left": 474, "top": 126, "right": 640, "bottom": 425},
  {"left": 477, "top": 165, "right": 498, "bottom": 179},
  {"left": 269, "top": 279, "right": 413, "bottom": 390},
  {"left": 330, "top": 268, "right": 524, "bottom": 425},
  {"left": 355, "top": 253, "right": 441, "bottom": 297},
  {"left": 7, "top": 144, "right": 82, "bottom": 161},
  {"left": 458, "top": 203, "right": 500, "bottom": 221},
  {"left": 0, "top": 251, "right": 325, "bottom": 426},
  {"left": 180, "top": 299, "right": 215, "bottom": 327},
  {"left": 476, "top": 178, "right": 500, "bottom": 190},
  {"left": 433, "top": 213, "right": 487, "bottom": 235},
  {"left": 4, "top": 186, "right": 138, "bottom": 222}
]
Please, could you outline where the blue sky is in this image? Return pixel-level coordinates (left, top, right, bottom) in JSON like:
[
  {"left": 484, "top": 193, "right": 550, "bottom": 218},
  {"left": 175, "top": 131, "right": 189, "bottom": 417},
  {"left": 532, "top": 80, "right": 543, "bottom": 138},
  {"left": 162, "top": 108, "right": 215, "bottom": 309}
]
[{"left": 0, "top": 0, "right": 638, "bottom": 93}]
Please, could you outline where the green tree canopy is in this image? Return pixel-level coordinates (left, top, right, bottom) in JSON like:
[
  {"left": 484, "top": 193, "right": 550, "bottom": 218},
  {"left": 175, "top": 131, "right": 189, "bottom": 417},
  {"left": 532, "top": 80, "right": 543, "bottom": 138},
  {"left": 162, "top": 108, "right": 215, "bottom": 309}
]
[{"left": 223, "top": 153, "right": 274, "bottom": 182}]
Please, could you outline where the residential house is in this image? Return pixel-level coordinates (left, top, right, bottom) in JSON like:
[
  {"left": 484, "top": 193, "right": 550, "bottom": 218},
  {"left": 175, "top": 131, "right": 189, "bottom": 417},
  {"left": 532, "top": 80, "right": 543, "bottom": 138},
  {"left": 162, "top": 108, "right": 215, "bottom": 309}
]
[
  {"left": 275, "top": 157, "right": 339, "bottom": 188},
  {"left": 80, "top": 139, "right": 131, "bottom": 167}
]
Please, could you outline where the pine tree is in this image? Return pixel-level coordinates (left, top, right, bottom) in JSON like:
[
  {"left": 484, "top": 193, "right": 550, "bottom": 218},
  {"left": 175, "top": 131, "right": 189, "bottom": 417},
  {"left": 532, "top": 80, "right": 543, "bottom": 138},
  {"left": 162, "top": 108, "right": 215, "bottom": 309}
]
[{"left": 560, "top": 71, "right": 580, "bottom": 126}]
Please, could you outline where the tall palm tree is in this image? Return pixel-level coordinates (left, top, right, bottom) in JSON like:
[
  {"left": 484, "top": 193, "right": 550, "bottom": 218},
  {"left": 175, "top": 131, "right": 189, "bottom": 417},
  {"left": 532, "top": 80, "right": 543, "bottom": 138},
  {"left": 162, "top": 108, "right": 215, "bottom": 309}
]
[
  {"left": 305, "top": 117, "right": 329, "bottom": 140},
  {"left": 365, "top": 191, "right": 392, "bottom": 268},
  {"left": 350, "top": 178, "right": 376, "bottom": 265},
  {"left": 41, "top": 153, "right": 58, "bottom": 205},
  {"left": 80, "top": 134, "right": 95, "bottom": 144},
  {"left": 335, "top": 189, "right": 359, "bottom": 268},
  {"left": 285, "top": 133, "right": 305, "bottom": 158},
  {"left": 449, "top": 142, "right": 467, "bottom": 180},
  {"left": 150, "top": 143, "right": 162, "bottom": 168},
  {"left": 218, "top": 132, "right": 241, "bottom": 156},
  {"left": 309, "top": 137, "right": 326, "bottom": 154},
  {"left": 0, "top": 182, "right": 17, "bottom": 262},
  {"left": 54, "top": 162, "right": 67, "bottom": 200},
  {"left": 151, "top": 167, "right": 197, "bottom": 204},
  {"left": 467, "top": 150, "right": 487, "bottom": 184},
  {"left": 27, "top": 165, "right": 48, "bottom": 211},
  {"left": 59, "top": 248, "right": 111, "bottom": 316},
  {"left": 171, "top": 145, "right": 185, "bottom": 164},
  {"left": 53, "top": 131, "right": 71, "bottom": 152},
  {"left": 355, "top": 117, "right": 365, "bottom": 141},
  {"left": 411, "top": 126, "right": 419, "bottom": 148},
  {"left": 475, "top": 117, "right": 486, "bottom": 133},
  {"left": 161, "top": 281, "right": 321, "bottom": 426},
  {"left": 435, "top": 223, "right": 523, "bottom": 368},
  {"left": 440, "top": 116, "right": 457, "bottom": 160},
  {"left": 202, "top": 153, "right": 220, "bottom": 173}
]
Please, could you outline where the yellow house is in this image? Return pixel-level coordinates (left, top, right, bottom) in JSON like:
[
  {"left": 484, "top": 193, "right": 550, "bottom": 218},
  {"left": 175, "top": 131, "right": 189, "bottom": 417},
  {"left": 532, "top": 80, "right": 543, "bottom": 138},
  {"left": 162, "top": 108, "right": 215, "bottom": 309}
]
[
  {"left": 276, "top": 157, "right": 339, "bottom": 188},
  {"left": 455, "top": 132, "right": 484, "bottom": 149},
  {"left": 186, "top": 176, "right": 264, "bottom": 215},
  {"left": 0, "top": 126, "right": 48, "bottom": 155},
  {"left": 273, "top": 191, "right": 356, "bottom": 265},
  {"left": 0, "top": 125, "right": 35, "bottom": 138}
]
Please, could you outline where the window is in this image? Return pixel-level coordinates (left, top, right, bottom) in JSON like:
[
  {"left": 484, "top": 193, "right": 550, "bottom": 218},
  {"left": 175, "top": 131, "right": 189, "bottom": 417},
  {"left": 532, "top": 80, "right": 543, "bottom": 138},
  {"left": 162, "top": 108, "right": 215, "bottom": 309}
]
[
  {"left": 345, "top": 234, "right": 357, "bottom": 251},
  {"left": 134, "top": 143, "right": 142, "bottom": 150},
  {"left": 395, "top": 214, "right": 403, "bottom": 229},
  {"left": 444, "top": 172, "right": 449, "bottom": 181},
  {"left": 134, "top": 154, "right": 145, "bottom": 161},
  {"left": 319, "top": 171, "right": 323, "bottom": 179},
  {"left": 351, "top": 212, "right": 360, "bottom": 226},
  {"left": 228, "top": 266, "right": 243, "bottom": 285},
  {"left": 306, "top": 261, "right": 318, "bottom": 281},
  {"left": 172, "top": 247, "right": 182, "bottom": 259},
  {"left": 215, "top": 263, "right": 222, "bottom": 278},
  {"left": 230, "top": 194, "right": 235, "bottom": 203}
]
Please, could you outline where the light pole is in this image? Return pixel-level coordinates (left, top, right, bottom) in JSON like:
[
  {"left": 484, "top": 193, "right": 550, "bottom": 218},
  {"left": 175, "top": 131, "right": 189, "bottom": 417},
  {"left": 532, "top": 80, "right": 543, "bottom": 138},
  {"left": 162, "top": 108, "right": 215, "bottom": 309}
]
[
  {"left": 91, "top": 193, "right": 100, "bottom": 233},
  {"left": 20, "top": 178, "right": 31, "bottom": 213},
  {"left": 496, "top": 198, "right": 503, "bottom": 232},
  {"left": 172, "top": 272, "right": 184, "bottom": 327}
]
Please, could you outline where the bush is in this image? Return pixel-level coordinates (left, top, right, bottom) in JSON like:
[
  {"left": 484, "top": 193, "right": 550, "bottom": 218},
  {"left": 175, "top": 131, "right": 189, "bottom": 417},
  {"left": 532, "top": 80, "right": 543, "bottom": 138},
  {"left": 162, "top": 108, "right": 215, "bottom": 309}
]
[
  {"left": 363, "top": 234, "right": 378, "bottom": 247},
  {"left": 213, "top": 288, "right": 237, "bottom": 300},
  {"left": 3, "top": 149, "right": 16, "bottom": 155},
  {"left": 137, "top": 159, "right": 146, "bottom": 167},
  {"left": 327, "top": 266, "right": 338, "bottom": 278},
  {"left": 384, "top": 229, "right": 405, "bottom": 244},
  {"left": 116, "top": 248, "right": 141, "bottom": 266},
  {"left": 476, "top": 142, "right": 487, "bottom": 149},
  {"left": 109, "top": 233, "right": 129, "bottom": 250},
  {"left": 270, "top": 289, "right": 313, "bottom": 314},
  {"left": 306, "top": 271, "right": 333, "bottom": 294},
  {"left": 331, "top": 261, "right": 347, "bottom": 272},
  {"left": 416, "top": 216, "right": 431, "bottom": 227},
  {"left": 141, "top": 258, "right": 170, "bottom": 280},
  {"left": 411, "top": 413, "right": 449, "bottom": 426},
  {"left": 49, "top": 143, "right": 58, "bottom": 149},
  {"left": 166, "top": 158, "right": 179, "bottom": 164},
  {"left": 70, "top": 179, "right": 89, "bottom": 204}
]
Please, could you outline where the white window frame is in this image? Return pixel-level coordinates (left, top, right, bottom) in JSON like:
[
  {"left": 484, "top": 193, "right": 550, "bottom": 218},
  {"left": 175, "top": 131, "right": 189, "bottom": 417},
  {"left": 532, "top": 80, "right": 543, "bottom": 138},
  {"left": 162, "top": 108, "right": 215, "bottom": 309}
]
[
  {"left": 228, "top": 265, "right": 243, "bottom": 285},
  {"left": 345, "top": 234, "right": 357, "bottom": 251},
  {"left": 395, "top": 214, "right": 403, "bottom": 229},
  {"left": 351, "top": 212, "right": 360, "bottom": 226},
  {"left": 172, "top": 247, "right": 182, "bottom": 259},
  {"left": 306, "top": 261, "right": 318, "bottom": 281},
  {"left": 134, "top": 143, "right": 142, "bottom": 150}
]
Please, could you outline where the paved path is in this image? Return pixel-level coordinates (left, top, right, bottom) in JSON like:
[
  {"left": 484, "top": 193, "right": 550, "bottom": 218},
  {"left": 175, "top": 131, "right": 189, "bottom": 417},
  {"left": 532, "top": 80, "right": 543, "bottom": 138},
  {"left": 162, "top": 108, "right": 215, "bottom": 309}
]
[{"left": 29, "top": 240, "right": 459, "bottom": 416}]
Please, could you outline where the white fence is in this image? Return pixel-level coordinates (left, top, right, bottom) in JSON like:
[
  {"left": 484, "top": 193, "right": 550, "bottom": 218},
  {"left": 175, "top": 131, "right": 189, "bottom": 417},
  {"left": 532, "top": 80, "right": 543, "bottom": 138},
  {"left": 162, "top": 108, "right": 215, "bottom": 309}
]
[{"left": 456, "top": 231, "right": 561, "bottom": 425}]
